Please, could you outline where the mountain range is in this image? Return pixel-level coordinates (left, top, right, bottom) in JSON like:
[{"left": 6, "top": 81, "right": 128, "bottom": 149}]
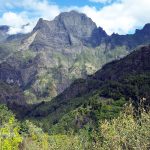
[
  {"left": 22, "top": 44, "right": 149, "bottom": 130},
  {"left": 0, "top": 10, "right": 150, "bottom": 109}
]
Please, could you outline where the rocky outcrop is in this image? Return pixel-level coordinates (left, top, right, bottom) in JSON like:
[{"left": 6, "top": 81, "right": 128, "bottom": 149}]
[{"left": 28, "top": 11, "right": 107, "bottom": 51}]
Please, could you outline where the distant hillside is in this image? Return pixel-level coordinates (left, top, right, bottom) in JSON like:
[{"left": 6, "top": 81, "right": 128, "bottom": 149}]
[{"left": 25, "top": 45, "right": 150, "bottom": 131}]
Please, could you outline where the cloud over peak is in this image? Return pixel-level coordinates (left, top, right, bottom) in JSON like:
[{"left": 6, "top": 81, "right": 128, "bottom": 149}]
[
  {"left": 80, "top": 0, "right": 150, "bottom": 34},
  {"left": 0, "top": 0, "right": 150, "bottom": 35},
  {"left": 0, "top": 12, "right": 35, "bottom": 34}
]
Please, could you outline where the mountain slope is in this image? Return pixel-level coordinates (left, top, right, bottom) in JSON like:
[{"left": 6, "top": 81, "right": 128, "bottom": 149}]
[
  {"left": 25, "top": 45, "right": 150, "bottom": 131},
  {"left": 0, "top": 11, "right": 110, "bottom": 103},
  {"left": 1, "top": 11, "right": 150, "bottom": 105},
  {"left": 50, "top": 45, "right": 150, "bottom": 102}
]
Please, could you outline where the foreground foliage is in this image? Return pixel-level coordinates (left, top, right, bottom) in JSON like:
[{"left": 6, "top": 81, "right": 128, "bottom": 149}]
[
  {"left": 100, "top": 104, "right": 150, "bottom": 150},
  {"left": 0, "top": 105, "right": 22, "bottom": 150},
  {"left": 0, "top": 103, "right": 149, "bottom": 150}
]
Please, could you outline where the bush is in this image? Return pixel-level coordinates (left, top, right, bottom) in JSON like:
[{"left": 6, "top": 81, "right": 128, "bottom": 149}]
[
  {"left": 0, "top": 117, "right": 23, "bottom": 150},
  {"left": 100, "top": 104, "right": 150, "bottom": 150}
]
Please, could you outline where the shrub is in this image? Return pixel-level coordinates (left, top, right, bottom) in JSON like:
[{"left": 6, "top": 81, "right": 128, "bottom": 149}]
[
  {"left": 100, "top": 104, "right": 150, "bottom": 150},
  {"left": 0, "top": 117, "right": 23, "bottom": 150}
]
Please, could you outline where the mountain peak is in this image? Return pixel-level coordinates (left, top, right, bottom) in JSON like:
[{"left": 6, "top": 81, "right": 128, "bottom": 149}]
[
  {"left": 54, "top": 10, "right": 89, "bottom": 19},
  {"left": 30, "top": 10, "right": 107, "bottom": 50},
  {"left": 33, "top": 18, "right": 49, "bottom": 31},
  {"left": 54, "top": 10, "right": 97, "bottom": 29},
  {"left": 56, "top": 10, "right": 83, "bottom": 17}
]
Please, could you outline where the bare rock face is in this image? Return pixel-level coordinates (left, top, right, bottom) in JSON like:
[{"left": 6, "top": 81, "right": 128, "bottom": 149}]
[{"left": 29, "top": 11, "right": 107, "bottom": 51}]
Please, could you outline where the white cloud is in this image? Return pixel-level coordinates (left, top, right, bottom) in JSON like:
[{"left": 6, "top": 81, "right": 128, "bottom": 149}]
[
  {"left": 0, "top": 0, "right": 150, "bottom": 35},
  {"left": 0, "top": 0, "right": 61, "bottom": 34},
  {"left": 0, "top": 12, "right": 36, "bottom": 34},
  {"left": 78, "top": 0, "right": 150, "bottom": 34},
  {"left": 89, "top": 0, "right": 112, "bottom": 3},
  {"left": 18, "top": 0, "right": 60, "bottom": 20}
]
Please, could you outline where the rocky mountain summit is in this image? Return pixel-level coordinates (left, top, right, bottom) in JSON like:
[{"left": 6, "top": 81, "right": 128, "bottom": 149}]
[
  {"left": 21, "top": 11, "right": 107, "bottom": 51},
  {"left": 25, "top": 11, "right": 107, "bottom": 52}
]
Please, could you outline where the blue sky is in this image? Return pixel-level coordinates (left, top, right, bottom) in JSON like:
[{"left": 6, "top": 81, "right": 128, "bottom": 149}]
[
  {"left": 51, "top": 0, "right": 111, "bottom": 8},
  {"left": 52, "top": 0, "right": 94, "bottom": 7},
  {"left": 0, "top": 0, "right": 150, "bottom": 35},
  {"left": 0, "top": 0, "right": 113, "bottom": 14}
]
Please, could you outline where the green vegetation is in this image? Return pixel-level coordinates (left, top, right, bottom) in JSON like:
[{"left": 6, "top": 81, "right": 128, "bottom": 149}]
[
  {"left": 106, "top": 46, "right": 128, "bottom": 60},
  {"left": 0, "top": 42, "right": 19, "bottom": 62},
  {"left": 0, "top": 81, "right": 25, "bottom": 104},
  {"left": 0, "top": 105, "right": 22, "bottom": 149},
  {"left": 26, "top": 72, "right": 150, "bottom": 132},
  {"left": 0, "top": 101, "right": 149, "bottom": 150},
  {"left": 99, "top": 73, "right": 150, "bottom": 102},
  {"left": 0, "top": 37, "right": 149, "bottom": 149},
  {"left": 50, "top": 98, "right": 126, "bottom": 134},
  {"left": 100, "top": 104, "right": 150, "bottom": 149},
  {"left": 0, "top": 42, "right": 129, "bottom": 104}
]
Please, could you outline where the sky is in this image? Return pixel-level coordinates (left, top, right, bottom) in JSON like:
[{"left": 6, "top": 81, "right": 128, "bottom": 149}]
[{"left": 0, "top": 0, "right": 150, "bottom": 35}]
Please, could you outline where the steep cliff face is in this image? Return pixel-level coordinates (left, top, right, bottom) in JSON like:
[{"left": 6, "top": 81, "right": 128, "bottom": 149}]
[
  {"left": 0, "top": 63, "right": 27, "bottom": 104},
  {"left": 0, "top": 81, "right": 25, "bottom": 105},
  {"left": 0, "top": 11, "right": 109, "bottom": 103},
  {"left": 29, "top": 11, "right": 107, "bottom": 51}
]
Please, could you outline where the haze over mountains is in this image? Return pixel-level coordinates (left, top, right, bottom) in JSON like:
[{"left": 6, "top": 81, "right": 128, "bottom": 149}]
[{"left": 0, "top": 10, "right": 150, "bottom": 106}]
